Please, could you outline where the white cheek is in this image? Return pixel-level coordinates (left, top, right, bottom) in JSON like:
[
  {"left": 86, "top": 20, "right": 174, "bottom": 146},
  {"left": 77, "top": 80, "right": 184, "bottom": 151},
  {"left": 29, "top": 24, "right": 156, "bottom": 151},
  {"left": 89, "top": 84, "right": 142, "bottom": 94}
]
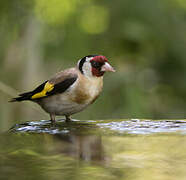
[{"left": 83, "top": 62, "right": 93, "bottom": 77}]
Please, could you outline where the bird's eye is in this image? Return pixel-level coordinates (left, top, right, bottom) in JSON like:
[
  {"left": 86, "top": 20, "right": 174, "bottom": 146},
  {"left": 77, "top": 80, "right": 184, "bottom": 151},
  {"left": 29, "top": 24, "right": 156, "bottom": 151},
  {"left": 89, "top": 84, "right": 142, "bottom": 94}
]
[{"left": 91, "top": 61, "right": 102, "bottom": 68}]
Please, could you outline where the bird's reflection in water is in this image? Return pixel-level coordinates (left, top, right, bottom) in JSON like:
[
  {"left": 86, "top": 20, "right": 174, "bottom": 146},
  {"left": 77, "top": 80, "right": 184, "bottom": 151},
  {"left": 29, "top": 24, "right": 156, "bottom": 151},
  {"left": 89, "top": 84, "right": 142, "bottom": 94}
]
[
  {"left": 54, "top": 134, "right": 103, "bottom": 162},
  {"left": 46, "top": 120, "right": 105, "bottom": 162}
]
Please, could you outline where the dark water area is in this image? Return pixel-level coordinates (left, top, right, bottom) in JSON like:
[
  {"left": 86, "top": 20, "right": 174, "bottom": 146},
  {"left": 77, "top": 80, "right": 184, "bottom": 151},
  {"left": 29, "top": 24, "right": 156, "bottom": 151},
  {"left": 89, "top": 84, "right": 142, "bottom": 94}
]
[{"left": 1, "top": 119, "right": 186, "bottom": 180}]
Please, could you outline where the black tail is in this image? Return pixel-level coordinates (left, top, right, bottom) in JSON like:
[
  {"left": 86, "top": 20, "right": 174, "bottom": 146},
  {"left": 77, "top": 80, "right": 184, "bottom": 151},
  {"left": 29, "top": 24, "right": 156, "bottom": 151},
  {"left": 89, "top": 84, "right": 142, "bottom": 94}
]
[
  {"left": 9, "top": 91, "right": 33, "bottom": 102},
  {"left": 10, "top": 81, "right": 48, "bottom": 102}
]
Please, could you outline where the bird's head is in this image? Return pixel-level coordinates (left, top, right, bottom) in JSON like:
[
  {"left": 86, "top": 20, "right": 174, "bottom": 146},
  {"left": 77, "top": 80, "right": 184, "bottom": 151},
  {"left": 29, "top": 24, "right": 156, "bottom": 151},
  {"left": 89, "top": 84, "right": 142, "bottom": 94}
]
[{"left": 78, "top": 55, "right": 115, "bottom": 78}]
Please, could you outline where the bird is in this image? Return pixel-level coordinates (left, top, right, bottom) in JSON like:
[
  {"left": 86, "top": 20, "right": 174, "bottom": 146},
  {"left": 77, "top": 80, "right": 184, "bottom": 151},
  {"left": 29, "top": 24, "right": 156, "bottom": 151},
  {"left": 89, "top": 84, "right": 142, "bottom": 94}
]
[{"left": 10, "top": 55, "right": 115, "bottom": 123}]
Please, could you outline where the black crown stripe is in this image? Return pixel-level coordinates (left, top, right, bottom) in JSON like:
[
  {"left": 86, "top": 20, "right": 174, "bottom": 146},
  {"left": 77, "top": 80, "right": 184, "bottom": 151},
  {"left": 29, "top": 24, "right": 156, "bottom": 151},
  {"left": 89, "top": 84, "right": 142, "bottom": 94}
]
[{"left": 79, "top": 57, "right": 86, "bottom": 74}]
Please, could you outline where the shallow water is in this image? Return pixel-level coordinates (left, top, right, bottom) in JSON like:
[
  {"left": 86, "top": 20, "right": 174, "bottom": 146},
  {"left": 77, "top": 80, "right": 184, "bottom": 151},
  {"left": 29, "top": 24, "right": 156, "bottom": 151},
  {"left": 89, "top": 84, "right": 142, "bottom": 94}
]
[{"left": 1, "top": 119, "right": 186, "bottom": 180}]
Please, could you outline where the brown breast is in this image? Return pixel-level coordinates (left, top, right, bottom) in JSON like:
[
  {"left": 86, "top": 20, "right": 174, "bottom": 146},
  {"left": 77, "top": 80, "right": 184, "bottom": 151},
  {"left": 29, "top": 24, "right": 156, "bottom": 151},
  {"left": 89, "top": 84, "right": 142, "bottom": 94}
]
[{"left": 71, "top": 72, "right": 103, "bottom": 104}]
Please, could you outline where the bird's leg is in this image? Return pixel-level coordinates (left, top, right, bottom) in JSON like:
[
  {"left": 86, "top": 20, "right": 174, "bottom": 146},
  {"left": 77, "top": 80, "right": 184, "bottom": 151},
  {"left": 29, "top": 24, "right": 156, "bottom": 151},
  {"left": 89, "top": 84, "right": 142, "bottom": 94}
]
[
  {"left": 50, "top": 114, "right": 56, "bottom": 124},
  {"left": 65, "top": 115, "right": 71, "bottom": 122}
]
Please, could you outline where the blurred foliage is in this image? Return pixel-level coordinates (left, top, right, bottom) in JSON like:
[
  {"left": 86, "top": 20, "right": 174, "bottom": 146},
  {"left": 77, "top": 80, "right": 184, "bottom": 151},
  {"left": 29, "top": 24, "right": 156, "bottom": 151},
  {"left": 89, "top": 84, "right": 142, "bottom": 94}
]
[{"left": 0, "top": 0, "right": 186, "bottom": 129}]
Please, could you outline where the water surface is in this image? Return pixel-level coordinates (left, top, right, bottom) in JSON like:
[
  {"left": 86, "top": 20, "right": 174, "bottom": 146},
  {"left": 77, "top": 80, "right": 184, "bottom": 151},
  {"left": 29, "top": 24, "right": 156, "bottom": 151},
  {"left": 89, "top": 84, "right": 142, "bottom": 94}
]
[{"left": 1, "top": 119, "right": 186, "bottom": 180}]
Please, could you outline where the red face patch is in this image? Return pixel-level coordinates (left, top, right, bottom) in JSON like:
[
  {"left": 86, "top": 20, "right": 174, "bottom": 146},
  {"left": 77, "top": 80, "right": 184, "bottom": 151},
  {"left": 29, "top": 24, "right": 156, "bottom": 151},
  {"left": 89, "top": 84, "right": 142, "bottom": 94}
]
[
  {"left": 91, "top": 56, "right": 108, "bottom": 63},
  {"left": 90, "top": 56, "right": 108, "bottom": 77}
]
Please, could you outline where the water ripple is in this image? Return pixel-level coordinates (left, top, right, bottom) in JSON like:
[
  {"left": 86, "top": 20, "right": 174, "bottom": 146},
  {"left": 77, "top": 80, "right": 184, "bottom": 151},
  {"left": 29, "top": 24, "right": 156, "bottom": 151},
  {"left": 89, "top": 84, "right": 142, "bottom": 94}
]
[
  {"left": 98, "top": 119, "right": 186, "bottom": 134},
  {"left": 9, "top": 119, "right": 186, "bottom": 135}
]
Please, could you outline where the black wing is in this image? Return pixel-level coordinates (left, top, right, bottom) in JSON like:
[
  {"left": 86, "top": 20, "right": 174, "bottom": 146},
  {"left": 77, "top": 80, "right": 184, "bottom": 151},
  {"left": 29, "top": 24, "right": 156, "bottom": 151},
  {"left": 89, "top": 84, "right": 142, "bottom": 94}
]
[
  {"left": 10, "top": 76, "right": 77, "bottom": 102},
  {"left": 46, "top": 77, "right": 77, "bottom": 96}
]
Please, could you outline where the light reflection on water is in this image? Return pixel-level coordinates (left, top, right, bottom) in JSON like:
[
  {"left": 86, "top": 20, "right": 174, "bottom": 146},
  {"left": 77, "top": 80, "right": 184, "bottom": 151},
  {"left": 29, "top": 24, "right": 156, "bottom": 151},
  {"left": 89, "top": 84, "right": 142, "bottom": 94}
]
[
  {"left": 98, "top": 119, "right": 186, "bottom": 134},
  {"left": 1, "top": 119, "right": 186, "bottom": 180}
]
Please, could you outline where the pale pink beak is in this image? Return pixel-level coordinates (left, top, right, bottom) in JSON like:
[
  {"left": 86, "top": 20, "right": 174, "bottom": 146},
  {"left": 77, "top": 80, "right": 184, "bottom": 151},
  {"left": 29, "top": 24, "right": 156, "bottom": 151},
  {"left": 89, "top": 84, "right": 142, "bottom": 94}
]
[{"left": 101, "top": 62, "right": 116, "bottom": 72}]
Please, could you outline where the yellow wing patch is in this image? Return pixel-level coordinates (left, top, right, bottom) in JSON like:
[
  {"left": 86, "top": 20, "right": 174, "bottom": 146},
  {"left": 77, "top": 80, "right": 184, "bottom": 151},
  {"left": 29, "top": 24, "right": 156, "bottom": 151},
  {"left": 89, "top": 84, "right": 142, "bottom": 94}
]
[{"left": 31, "top": 82, "right": 54, "bottom": 99}]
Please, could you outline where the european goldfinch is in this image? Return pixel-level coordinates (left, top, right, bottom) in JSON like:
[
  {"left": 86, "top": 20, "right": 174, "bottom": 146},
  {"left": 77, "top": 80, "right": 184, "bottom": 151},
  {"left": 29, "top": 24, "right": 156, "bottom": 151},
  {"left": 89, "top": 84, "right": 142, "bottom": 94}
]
[{"left": 11, "top": 55, "right": 115, "bottom": 123}]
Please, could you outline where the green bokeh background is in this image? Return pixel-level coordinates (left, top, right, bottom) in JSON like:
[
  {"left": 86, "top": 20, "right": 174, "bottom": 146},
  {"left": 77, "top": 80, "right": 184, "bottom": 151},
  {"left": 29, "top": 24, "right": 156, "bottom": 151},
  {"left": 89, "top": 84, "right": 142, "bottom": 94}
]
[{"left": 0, "top": 0, "right": 186, "bottom": 130}]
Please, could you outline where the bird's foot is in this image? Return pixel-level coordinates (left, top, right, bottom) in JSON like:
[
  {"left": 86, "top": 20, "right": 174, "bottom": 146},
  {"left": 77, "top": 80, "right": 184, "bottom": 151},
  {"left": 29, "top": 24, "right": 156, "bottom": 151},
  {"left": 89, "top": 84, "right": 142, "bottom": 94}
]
[
  {"left": 65, "top": 116, "right": 71, "bottom": 123},
  {"left": 50, "top": 114, "right": 56, "bottom": 125}
]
